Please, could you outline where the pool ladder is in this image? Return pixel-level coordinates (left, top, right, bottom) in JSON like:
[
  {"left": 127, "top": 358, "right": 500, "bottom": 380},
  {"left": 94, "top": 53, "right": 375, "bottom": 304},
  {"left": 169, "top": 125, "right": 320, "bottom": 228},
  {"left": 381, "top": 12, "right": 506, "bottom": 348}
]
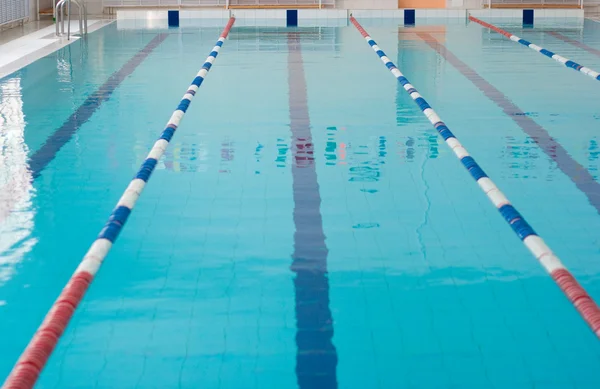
[{"left": 55, "top": 0, "right": 88, "bottom": 40}]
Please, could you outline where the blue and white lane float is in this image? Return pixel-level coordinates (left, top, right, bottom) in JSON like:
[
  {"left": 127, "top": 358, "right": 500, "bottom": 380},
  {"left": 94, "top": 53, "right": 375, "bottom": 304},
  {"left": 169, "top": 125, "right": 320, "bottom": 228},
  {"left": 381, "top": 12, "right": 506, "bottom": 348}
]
[
  {"left": 470, "top": 15, "right": 600, "bottom": 82},
  {"left": 1, "top": 17, "right": 236, "bottom": 389},
  {"left": 349, "top": 15, "right": 600, "bottom": 339}
]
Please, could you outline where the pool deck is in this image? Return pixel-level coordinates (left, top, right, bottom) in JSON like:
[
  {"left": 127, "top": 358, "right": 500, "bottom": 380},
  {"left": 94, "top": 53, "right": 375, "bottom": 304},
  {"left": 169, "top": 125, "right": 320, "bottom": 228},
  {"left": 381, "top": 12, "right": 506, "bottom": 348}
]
[{"left": 0, "top": 18, "right": 113, "bottom": 80}]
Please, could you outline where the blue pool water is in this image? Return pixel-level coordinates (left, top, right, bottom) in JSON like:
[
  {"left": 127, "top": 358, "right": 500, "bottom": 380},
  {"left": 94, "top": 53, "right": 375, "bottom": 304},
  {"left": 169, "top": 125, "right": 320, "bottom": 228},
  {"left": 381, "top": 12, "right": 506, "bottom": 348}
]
[{"left": 2, "top": 17, "right": 600, "bottom": 388}]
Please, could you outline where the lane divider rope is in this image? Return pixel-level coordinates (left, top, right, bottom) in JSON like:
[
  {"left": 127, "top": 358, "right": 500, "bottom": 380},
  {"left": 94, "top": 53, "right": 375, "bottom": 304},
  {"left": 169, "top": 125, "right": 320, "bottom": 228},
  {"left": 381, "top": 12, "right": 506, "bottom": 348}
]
[
  {"left": 469, "top": 15, "right": 600, "bottom": 82},
  {"left": 349, "top": 15, "right": 600, "bottom": 339},
  {"left": 1, "top": 16, "right": 236, "bottom": 389}
]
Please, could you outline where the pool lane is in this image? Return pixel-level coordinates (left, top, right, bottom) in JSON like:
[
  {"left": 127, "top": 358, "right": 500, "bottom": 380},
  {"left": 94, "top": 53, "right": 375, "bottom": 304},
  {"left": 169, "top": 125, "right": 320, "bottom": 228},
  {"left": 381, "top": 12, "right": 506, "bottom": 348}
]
[
  {"left": 0, "top": 26, "right": 233, "bottom": 385},
  {"left": 28, "top": 34, "right": 168, "bottom": 180},
  {"left": 416, "top": 32, "right": 600, "bottom": 215},
  {"left": 2, "top": 19, "right": 236, "bottom": 389},
  {"left": 469, "top": 16, "right": 600, "bottom": 82}
]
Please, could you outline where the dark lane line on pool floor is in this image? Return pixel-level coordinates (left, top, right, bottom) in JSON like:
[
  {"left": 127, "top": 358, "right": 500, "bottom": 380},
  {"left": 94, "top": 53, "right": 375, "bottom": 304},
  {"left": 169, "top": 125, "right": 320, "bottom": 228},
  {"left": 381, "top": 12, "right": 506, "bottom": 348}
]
[
  {"left": 546, "top": 31, "right": 600, "bottom": 58},
  {"left": 28, "top": 33, "right": 168, "bottom": 179},
  {"left": 417, "top": 32, "right": 600, "bottom": 214},
  {"left": 287, "top": 32, "right": 338, "bottom": 389}
]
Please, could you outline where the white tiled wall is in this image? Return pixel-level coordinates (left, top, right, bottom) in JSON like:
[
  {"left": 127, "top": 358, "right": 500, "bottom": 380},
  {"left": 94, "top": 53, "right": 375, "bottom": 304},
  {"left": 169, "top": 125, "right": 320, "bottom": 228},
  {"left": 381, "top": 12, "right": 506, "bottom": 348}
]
[
  {"left": 116, "top": 9, "right": 349, "bottom": 21},
  {"left": 352, "top": 9, "right": 468, "bottom": 19},
  {"left": 181, "top": 10, "right": 230, "bottom": 19},
  {"left": 298, "top": 18, "right": 348, "bottom": 27},
  {"left": 558, "top": 9, "right": 585, "bottom": 18},
  {"left": 116, "top": 9, "right": 230, "bottom": 20},
  {"left": 233, "top": 18, "right": 287, "bottom": 26},
  {"left": 232, "top": 9, "right": 287, "bottom": 19},
  {"left": 469, "top": 9, "right": 584, "bottom": 19},
  {"left": 116, "top": 10, "right": 169, "bottom": 20},
  {"left": 415, "top": 9, "right": 467, "bottom": 18},
  {"left": 351, "top": 10, "right": 402, "bottom": 18},
  {"left": 297, "top": 9, "right": 347, "bottom": 19},
  {"left": 116, "top": 8, "right": 584, "bottom": 22},
  {"left": 116, "top": 18, "right": 169, "bottom": 30},
  {"left": 468, "top": 9, "right": 519, "bottom": 19}
]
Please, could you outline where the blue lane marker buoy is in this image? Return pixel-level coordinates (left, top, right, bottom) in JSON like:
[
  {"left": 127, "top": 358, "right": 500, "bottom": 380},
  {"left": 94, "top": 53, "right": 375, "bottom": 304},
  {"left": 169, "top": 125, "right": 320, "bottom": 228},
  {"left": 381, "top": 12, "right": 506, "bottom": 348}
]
[
  {"left": 523, "top": 9, "right": 534, "bottom": 26},
  {"left": 404, "top": 9, "right": 415, "bottom": 25},
  {"left": 287, "top": 9, "right": 298, "bottom": 27},
  {"left": 168, "top": 10, "right": 179, "bottom": 27}
]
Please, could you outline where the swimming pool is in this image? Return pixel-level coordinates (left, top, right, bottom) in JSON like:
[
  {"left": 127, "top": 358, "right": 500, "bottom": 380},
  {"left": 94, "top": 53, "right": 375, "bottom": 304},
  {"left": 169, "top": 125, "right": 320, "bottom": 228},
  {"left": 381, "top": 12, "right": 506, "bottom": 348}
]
[{"left": 1, "top": 14, "right": 600, "bottom": 389}]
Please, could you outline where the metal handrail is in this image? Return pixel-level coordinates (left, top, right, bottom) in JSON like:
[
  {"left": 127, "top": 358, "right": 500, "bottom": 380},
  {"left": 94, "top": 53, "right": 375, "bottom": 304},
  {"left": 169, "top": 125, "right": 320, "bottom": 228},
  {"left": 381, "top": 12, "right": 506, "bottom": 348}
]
[
  {"left": 102, "top": 0, "right": 335, "bottom": 7},
  {"left": 56, "top": 0, "right": 88, "bottom": 40}
]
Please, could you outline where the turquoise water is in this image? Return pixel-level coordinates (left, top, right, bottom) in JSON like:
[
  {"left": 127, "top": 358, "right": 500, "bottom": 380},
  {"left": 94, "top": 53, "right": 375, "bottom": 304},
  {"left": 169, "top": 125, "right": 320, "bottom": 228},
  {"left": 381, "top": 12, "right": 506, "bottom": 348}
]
[{"left": 1, "top": 17, "right": 600, "bottom": 388}]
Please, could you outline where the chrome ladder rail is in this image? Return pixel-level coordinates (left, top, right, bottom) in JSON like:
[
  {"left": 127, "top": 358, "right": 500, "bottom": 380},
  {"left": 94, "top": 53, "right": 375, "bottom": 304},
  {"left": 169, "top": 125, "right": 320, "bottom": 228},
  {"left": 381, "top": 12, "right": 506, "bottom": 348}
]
[{"left": 55, "top": 0, "right": 88, "bottom": 40}]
